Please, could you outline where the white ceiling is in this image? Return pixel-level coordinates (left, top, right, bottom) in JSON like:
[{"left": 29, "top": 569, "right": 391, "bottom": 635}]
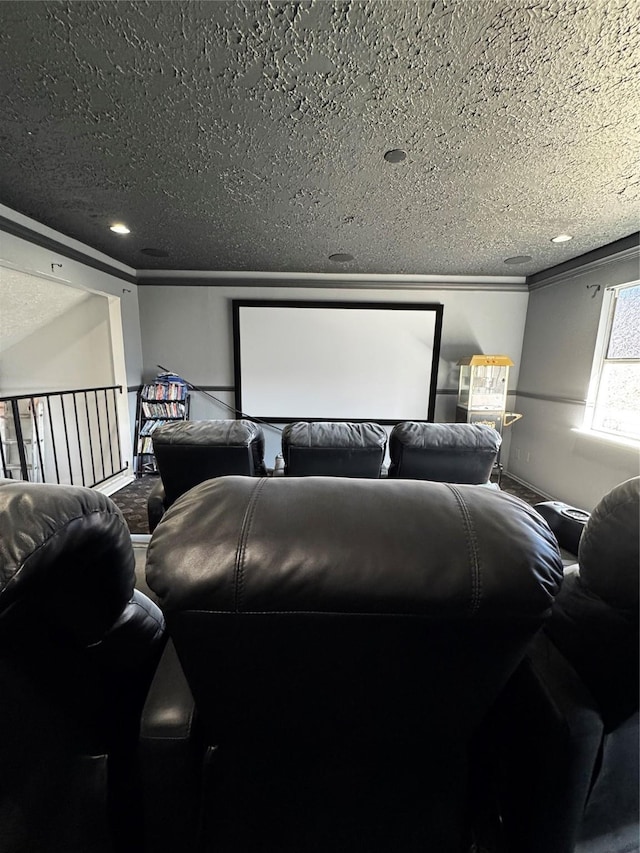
[{"left": 0, "top": 0, "right": 638, "bottom": 278}]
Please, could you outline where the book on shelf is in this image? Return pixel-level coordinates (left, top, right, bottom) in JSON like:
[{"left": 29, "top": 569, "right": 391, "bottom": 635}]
[
  {"left": 139, "top": 419, "right": 169, "bottom": 436},
  {"left": 141, "top": 376, "right": 188, "bottom": 402},
  {"left": 140, "top": 436, "right": 155, "bottom": 454},
  {"left": 141, "top": 401, "right": 186, "bottom": 418}
]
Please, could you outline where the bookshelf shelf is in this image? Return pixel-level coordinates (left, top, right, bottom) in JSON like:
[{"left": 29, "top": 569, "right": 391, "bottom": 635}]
[{"left": 134, "top": 374, "right": 190, "bottom": 476}]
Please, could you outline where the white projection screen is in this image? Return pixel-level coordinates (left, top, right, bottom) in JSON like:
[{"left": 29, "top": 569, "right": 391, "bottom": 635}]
[{"left": 233, "top": 301, "right": 443, "bottom": 422}]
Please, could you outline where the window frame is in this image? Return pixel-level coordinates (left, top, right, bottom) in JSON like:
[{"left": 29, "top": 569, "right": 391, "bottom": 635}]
[{"left": 583, "top": 279, "right": 640, "bottom": 444}]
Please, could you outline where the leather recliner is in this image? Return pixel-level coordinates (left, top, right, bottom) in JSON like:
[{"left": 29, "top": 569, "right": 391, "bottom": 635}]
[
  {"left": 141, "top": 475, "right": 563, "bottom": 852},
  {"left": 0, "top": 479, "right": 166, "bottom": 853},
  {"left": 147, "top": 419, "right": 266, "bottom": 531},
  {"left": 281, "top": 420, "right": 387, "bottom": 477},
  {"left": 388, "top": 421, "right": 502, "bottom": 483},
  {"left": 478, "top": 476, "right": 639, "bottom": 853}
]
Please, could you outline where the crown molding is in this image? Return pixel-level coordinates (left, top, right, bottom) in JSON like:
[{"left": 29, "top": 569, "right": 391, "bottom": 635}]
[
  {"left": 527, "top": 233, "right": 640, "bottom": 290},
  {"left": 0, "top": 215, "right": 137, "bottom": 285},
  {"left": 135, "top": 269, "right": 528, "bottom": 291}
]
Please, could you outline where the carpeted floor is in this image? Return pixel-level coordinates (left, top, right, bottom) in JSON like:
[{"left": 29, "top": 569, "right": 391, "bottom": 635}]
[{"left": 111, "top": 472, "right": 549, "bottom": 535}]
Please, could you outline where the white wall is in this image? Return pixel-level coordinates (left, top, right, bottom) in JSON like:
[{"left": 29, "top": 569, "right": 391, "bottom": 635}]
[
  {"left": 0, "top": 207, "right": 143, "bottom": 480},
  {"left": 138, "top": 284, "right": 529, "bottom": 466},
  {"left": 0, "top": 292, "right": 113, "bottom": 393},
  {"left": 508, "top": 249, "right": 640, "bottom": 510}
]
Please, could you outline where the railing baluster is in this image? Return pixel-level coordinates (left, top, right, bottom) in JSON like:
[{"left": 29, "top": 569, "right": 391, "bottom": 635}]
[
  {"left": 95, "top": 390, "right": 106, "bottom": 482},
  {"left": 30, "top": 397, "right": 46, "bottom": 483},
  {"left": 10, "top": 399, "right": 29, "bottom": 481},
  {"left": 104, "top": 388, "right": 116, "bottom": 474},
  {"left": 112, "top": 387, "right": 124, "bottom": 471},
  {"left": 84, "top": 391, "right": 96, "bottom": 486},
  {"left": 72, "top": 393, "right": 86, "bottom": 486},
  {"left": 60, "top": 393, "right": 74, "bottom": 484},
  {"left": 0, "top": 415, "right": 9, "bottom": 478},
  {"left": 46, "top": 396, "right": 61, "bottom": 484}
]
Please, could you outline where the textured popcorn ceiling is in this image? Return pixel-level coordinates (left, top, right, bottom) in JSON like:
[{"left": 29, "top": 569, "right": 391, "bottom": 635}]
[{"left": 0, "top": 0, "right": 638, "bottom": 277}]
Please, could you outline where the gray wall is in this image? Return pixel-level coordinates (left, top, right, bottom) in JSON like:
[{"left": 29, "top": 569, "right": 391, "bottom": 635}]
[
  {"left": 508, "top": 248, "right": 639, "bottom": 510},
  {"left": 138, "top": 283, "right": 529, "bottom": 466},
  {"left": 3, "top": 203, "right": 636, "bottom": 506}
]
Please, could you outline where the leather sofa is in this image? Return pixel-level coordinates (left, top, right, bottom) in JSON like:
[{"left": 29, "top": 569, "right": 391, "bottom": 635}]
[
  {"left": 0, "top": 479, "right": 166, "bottom": 853},
  {"left": 280, "top": 420, "right": 387, "bottom": 477},
  {"left": 388, "top": 421, "right": 502, "bottom": 483},
  {"left": 141, "top": 475, "right": 563, "bottom": 852},
  {"left": 147, "top": 419, "right": 266, "bottom": 531},
  {"left": 478, "top": 476, "right": 639, "bottom": 853}
]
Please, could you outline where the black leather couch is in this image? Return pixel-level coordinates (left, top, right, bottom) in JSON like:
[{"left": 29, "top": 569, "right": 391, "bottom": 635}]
[
  {"left": 281, "top": 420, "right": 387, "bottom": 477},
  {"left": 147, "top": 419, "right": 266, "bottom": 531},
  {"left": 478, "top": 476, "right": 639, "bottom": 853},
  {"left": 141, "top": 475, "right": 563, "bottom": 852},
  {"left": 0, "top": 479, "right": 166, "bottom": 853},
  {"left": 388, "top": 421, "right": 502, "bottom": 483}
]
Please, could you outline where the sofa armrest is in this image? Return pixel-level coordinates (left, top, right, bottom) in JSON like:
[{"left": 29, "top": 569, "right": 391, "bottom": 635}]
[
  {"left": 534, "top": 500, "right": 590, "bottom": 557},
  {"left": 139, "top": 639, "right": 202, "bottom": 852},
  {"left": 475, "top": 634, "right": 605, "bottom": 853},
  {"left": 147, "top": 479, "right": 167, "bottom": 533}
]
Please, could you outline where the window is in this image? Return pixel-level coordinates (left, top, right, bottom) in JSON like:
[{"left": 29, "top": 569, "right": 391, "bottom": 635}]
[{"left": 584, "top": 281, "right": 640, "bottom": 442}]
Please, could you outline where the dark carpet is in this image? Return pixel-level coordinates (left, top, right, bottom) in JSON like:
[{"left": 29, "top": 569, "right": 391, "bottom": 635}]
[{"left": 111, "top": 473, "right": 549, "bottom": 535}]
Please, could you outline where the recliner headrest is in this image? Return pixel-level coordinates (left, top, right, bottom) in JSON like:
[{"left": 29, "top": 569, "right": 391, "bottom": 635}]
[
  {"left": 391, "top": 422, "right": 502, "bottom": 453},
  {"left": 147, "top": 476, "right": 563, "bottom": 619},
  {"left": 281, "top": 422, "right": 388, "bottom": 477},
  {"left": 0, "top": 479, "right": 135, "bottom": 643},
  {"left": 388, "top": 422, "right": 501, "bottom": 483},
  {"left": 578, "top": 476, "right": 639, "bottom": 610},
  {"left": 152, "top": 420, "right": 267, "bottom": 505},
  {"left": 152, "top": 419, "right": 264, "bottom": 449},
  {"left": 282, "top": 421, "right": 387, "bottom": 450}
]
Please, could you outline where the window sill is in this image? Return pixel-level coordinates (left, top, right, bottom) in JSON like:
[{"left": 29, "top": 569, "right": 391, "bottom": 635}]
[{"left": 572, "top": 428, "right": 640, "bottom": 451}]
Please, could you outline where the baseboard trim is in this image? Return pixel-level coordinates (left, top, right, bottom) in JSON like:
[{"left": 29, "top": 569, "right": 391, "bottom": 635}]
[
  {"left": 503, "top": 470, "right": 556, "bottom": 501},
  {"left": 94, "top": 471, "right": 135, "bottom": 496}
]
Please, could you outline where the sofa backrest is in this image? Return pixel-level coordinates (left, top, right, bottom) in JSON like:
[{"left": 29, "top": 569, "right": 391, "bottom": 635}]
[
  {"left": 546, "top": 475, "right": 640, "bottom": 727},
  {"left": 146, "top": 475, "right": 563, "bottom": 850},
  {"left": 388, "top": 421, "right": 502, "bottom": 483},
  {"left": 281, "top": 421, "right": 387, "bottom": 477},
  {"left": 0, "top": 479, "right": 165, "bottom": 849},
  {"left": 152, "top": 419, "right": 266, "bottom": 505}
]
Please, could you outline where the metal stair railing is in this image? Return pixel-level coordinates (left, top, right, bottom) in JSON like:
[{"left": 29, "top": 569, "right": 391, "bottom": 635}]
[{"left": 0, "top": 385, "right": 127, "bottom": 487}]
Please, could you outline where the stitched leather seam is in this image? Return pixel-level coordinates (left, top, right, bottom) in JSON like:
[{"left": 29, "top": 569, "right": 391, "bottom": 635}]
[
  {"left": 233, "top": 477, "right": 268, "bottom": 613},
  {"left": 175, "top": 608, "right": 525, "bottom": 619},
  {"left": 445, "top": 484, "right": 482, "bottom": 615}
]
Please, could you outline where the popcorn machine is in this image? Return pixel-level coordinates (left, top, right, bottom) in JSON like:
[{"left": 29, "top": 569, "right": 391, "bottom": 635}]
[{"left": 455, "top": 355, "right": 518, "bottom": 435}]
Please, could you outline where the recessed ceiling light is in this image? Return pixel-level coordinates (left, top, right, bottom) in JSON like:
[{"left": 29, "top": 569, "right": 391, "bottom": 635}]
[
  {"left": 110, "top": 223, "right": 130, "bottom": 235},
  {"left": 504, "top": 255, "right": 532, "bottom": 265},
  {"left": 551, "top": 233, "right": 573, "bottom": 243},
  {"left": 329, "top": 253, "right": 354, "bottom": 263},
  {"left": 384, "top": 149, "right": 407, "bottom": 163}
]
